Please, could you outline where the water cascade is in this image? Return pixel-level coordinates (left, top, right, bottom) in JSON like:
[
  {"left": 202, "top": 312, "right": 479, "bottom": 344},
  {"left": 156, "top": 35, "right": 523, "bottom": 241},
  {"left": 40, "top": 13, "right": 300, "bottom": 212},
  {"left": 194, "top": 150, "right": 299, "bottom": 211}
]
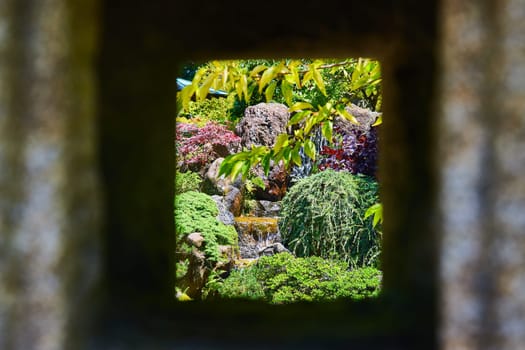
[{"left": 234, "top": 216, "right": 283, "bottom": 259}]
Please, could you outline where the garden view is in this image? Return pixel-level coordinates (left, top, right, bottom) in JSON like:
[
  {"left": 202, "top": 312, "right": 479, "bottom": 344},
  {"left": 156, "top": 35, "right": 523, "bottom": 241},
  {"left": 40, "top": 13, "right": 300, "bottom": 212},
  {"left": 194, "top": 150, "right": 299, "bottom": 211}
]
[{"left": 175, "top": 58, "right": 384, "bottom": 303}]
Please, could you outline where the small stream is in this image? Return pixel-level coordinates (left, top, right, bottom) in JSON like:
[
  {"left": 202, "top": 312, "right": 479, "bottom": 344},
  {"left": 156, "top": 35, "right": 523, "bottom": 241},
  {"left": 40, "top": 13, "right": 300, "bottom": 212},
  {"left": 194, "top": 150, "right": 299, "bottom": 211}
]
[{"left": 234, "top": 216, "right": 283, "bottom": 259}]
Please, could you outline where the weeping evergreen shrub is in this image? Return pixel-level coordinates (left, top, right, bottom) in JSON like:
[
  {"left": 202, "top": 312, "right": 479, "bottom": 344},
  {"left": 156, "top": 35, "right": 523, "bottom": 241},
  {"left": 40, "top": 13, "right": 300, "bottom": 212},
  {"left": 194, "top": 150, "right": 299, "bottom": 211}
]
[{"left": 279, "top": 169, "right": 380, "bottom": 268}]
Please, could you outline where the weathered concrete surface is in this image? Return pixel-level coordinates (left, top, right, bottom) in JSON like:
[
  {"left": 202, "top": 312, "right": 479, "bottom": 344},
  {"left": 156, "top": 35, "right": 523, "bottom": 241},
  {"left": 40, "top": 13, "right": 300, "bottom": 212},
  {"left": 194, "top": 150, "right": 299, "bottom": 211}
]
[
  {"left": 438, "top": 0, "right": 525, "bottom": 349},
  {"left": 0, "top": 1, "right": 101, "bottom": 349}
]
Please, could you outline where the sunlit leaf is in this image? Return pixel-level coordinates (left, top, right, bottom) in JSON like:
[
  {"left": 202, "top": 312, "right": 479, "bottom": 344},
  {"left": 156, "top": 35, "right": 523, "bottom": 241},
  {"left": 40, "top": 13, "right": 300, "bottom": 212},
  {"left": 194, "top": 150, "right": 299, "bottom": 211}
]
[
  {"left": 265, "top": 80, "right": 277, "bottom": 102},
  {"left": 293, "top": 128, "right": 304, "bottom": 141},
  {"left": 304, "top": 115, "right": 314, "bottom": 135},
  {"left": 273, "top": 133, "right": 289, "bottom": 154},
  {"left": 235, "top": 80, "right": 243, "bottom": 100},
  {"left": 291, "top": 144, "right": 302, "bottom": 166},
  {"left": 283, "top": 147, "right": 292, "bottom": 164},
  {"left": 288, "top": 110, "right": 310, "bottom": 126},
  {"left": 281, "top": 80, "right": 293, "bottom": 106},
  {"left": 336, "top": 105, "right": 359, "bottom": 125},
  {"left": 179, "top": 84, "right": 195, "bottom": 111},
  {"left": 312, "top": 67, "right": 327, "bottom": 96},
  {"left": 222, "top": 66, "right": 228, "bottom": 86},
  {"left": 321, "top": 120, "right": 333, "bottom": 142},
  {"left": 250, "top": 65, "right": 267, "bottom": 77},
  {"left": 289, "top": 102, "right": 313, "bottom": 113},
  {"left": 302, "top": 70, "right": 313, "bottom": 85},
  {"left": 289, "top": 61, "right": 301, "bottom": 87},
  {"left": 304, "top": 139, "right": 315, "bottom": 160},
  {"left": 240, "top": 74, "right": 249, "bottom": 101},
  {"left": 259, "top": 66, "right": 276, "bottom": 93},
  {"left": 261, "top": 152, "right": 272, "bottom": 175},
  {"left": 217, "top": 158, "right": 233, "bottom": 178},
  {"left": 251, "top": 176, "right": 265, "bottom": 189},
  {"left": 241, "top": 161, "right": 251, "bottom": 180},
  {"left": 197, "top": 74, "right": 216, "bottom": 101},
  {"left": 229, "top": 160, "right": 245, "bottom": 181},
  {"left": 372, "top": 115, "right": 382, "bottom": 126}
]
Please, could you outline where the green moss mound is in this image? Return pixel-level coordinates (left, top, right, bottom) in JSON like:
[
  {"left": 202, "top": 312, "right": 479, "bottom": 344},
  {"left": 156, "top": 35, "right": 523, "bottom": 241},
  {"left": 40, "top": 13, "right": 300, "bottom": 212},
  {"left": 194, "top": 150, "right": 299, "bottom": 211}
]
[
  {"left": 207, "top": 253, "right": 382, "bottom": 303},
  {"left": 175, "top": 170, "right": 202, "bottom": 194},
  {"left": 174, "top": 191, "right": 237, "bottom": 263},
  {"left": 279, "top": 169, "right": 380, "bottom": 268}
]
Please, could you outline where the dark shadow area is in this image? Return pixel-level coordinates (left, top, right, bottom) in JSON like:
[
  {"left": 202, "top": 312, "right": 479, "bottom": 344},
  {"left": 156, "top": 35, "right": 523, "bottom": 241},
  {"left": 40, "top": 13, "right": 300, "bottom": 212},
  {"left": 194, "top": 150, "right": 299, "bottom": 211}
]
[{"left": 96, "top": 1, "right": 438, "bottom": 348}]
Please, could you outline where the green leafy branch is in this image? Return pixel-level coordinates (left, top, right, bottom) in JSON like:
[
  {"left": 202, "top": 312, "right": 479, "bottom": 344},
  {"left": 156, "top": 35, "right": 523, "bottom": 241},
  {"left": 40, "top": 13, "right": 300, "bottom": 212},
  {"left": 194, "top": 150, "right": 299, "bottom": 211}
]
[{"left": 179, "top": 58, "right": 382, "bottom": 180}]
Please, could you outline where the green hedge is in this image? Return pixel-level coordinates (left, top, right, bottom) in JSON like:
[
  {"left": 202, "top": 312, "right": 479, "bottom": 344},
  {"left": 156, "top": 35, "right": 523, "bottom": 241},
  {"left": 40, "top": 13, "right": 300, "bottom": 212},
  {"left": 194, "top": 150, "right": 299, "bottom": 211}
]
[{"left": 207, "top": 253, "right": 382, "bottom": 303}]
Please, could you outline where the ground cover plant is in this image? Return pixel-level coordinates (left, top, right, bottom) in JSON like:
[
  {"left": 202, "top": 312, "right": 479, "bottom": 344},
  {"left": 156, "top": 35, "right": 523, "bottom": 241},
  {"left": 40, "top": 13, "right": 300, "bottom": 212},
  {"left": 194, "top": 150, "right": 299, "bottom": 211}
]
[
  {"left": 175, "top": 191, "right": 238, "bottom": 299},
  {"left": 205, "top": 253, "right": 382, "bottom": 303}
]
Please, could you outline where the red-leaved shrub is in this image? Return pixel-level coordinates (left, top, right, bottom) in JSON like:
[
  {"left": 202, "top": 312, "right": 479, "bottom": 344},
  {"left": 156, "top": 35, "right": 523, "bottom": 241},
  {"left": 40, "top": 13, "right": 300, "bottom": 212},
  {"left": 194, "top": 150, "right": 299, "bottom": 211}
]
[{"left": 176, "top": 122, "right": 241, "bottom": 172}]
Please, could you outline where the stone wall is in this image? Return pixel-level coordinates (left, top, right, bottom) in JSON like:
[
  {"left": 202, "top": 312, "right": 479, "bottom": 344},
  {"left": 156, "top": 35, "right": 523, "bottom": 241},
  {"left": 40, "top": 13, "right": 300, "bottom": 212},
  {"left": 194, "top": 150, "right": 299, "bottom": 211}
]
[{"left": 0, "top": 0, "right": 523, "bottom": 349}]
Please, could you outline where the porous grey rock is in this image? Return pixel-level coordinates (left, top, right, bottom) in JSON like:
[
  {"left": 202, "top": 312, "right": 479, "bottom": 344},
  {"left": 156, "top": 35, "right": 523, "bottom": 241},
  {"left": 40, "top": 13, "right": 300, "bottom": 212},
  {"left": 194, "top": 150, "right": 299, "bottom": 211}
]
[
  {"left": 249, "top": 200, "right": 281, "bottom": 217},
  {"left": 235, "top": 102, "right": 290, "bottom": 148},
  {"left": 223, "top": 186, "right": 243, "bottom": 217},
  {"left": 211, "top": 195, "right": 235, "bottom": 226},
  {"left": 333, "top": 104, "right": 381, "bottom": 135},
  {"left": 186, "top": 232, "right": 205, "bottom": 248},
  {"left": 258, "top": 243, "right": 291, "bottom": 257}
]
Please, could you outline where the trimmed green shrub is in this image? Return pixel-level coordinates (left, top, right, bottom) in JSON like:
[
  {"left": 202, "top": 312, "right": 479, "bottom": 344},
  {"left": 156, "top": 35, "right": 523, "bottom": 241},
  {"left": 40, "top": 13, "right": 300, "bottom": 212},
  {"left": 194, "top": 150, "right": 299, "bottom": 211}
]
[
  {"left": 207, "top": 253, "right": 382, "bottom": 303},
  {"left": 175, "top": 191, "right": 237, "bottom": 263},
  {"left": 177, "top": 94, "right": 236, "bottom": 126},
  {"left": 279, "top": 169, "right": 380, "bottom": 268},
  {"left": 210, "top": 266, "right": 266, "bottom": 301},
  {"left": 175, "top": 170, "right": 202, "bottom": 194}
]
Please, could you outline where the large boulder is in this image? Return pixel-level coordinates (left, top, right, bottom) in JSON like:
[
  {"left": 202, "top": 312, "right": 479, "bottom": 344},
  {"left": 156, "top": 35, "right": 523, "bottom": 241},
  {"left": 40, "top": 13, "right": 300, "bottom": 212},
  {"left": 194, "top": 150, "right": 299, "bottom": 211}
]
[
  {"left": 333, "top": 103, "right": 381, "bottom": 135},
  {"left": 235, "top": 102, "right": 290, "bottom": 148},
  {"left": 202, "top": 157, "right": 242, "bottom": 195},
  {"left": 233, "top": 103, "right": 292, "bottom": 201}
]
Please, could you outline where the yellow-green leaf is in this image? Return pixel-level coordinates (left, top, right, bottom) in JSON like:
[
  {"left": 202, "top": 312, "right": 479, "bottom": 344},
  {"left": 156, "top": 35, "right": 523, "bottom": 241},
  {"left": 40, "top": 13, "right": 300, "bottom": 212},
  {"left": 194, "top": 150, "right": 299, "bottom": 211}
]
[
  {"left": 302, "top": 70, "right": 313, "bottom": 85},
  {"left": 288, "top": 102, "right": 313, "bottom": 113},
  {"left": 321, "top": 120, "right": 333, "bottom": 142},
  {"left": 294, "top": 128, "right": 304, "bottom": 141},
  {"left": 241, "top": 74, "right": 249, "bottom": 101},
  {"left": 336, "top": 105, "right": 359, "bottom": 125},
  {"left": 291, "top": 144, "right": 302, "bottom": 166},
  {"left": 312, "top": 67, "right": 326, "bottom": 96},
  {"left": 281, "top": 80, "right": 293, "bottom": 106},
  {"left": 250, "top": 65, "right": 267, "bottom": 77},
  {"left": 240, "top": 160, "right": 251, "bottom": 180},
  {"left": 235, "top": 80, "right": 243, "bottom": 100},
  {"left": 273, "top": 133, "right": 289, "bottom": 154},
  {"left": 289, "top": 61, "right": 301, "bottom": 87},
  {"left": 261, "top": 152, "right": 272, "bottom": 175},
  {"left": 288, "top": 110, "right": 310, "bottom": 126},
  {"left": 179, "top": 84, "right": 195, "bottom": 111},
  {"left": 304, "top": 139, "right": 316, "bottom": 160},
  {"left": 229, "top": 160, "right": 245, "bottom": 181},
  {"left": 222, "top": 66, "right": 229, "bottom": 86},
  {"left": 283, "top": 147, "right": 292, "bottom": 164},
  {"left": 265, "top": 80, "right": 277, "bottom": 102},
  {"left": 197, "top": 74, "right": 216, "bottom": 101},
  {"left": 372, "top": 114, "right": 382, "bottom": 126},
  {"left": 259, "top": 66, "right": 276, "bottom": 93},
  {"left": 304, "top": 115, "right": 315, "bottom": 135}
]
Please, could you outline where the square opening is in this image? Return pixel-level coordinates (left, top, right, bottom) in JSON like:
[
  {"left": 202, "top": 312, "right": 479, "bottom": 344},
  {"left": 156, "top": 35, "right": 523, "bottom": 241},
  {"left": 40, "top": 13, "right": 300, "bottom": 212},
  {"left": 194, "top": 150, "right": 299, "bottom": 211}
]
[{"left": 174, "top": 57, "right": 384, "bottom": 304}]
